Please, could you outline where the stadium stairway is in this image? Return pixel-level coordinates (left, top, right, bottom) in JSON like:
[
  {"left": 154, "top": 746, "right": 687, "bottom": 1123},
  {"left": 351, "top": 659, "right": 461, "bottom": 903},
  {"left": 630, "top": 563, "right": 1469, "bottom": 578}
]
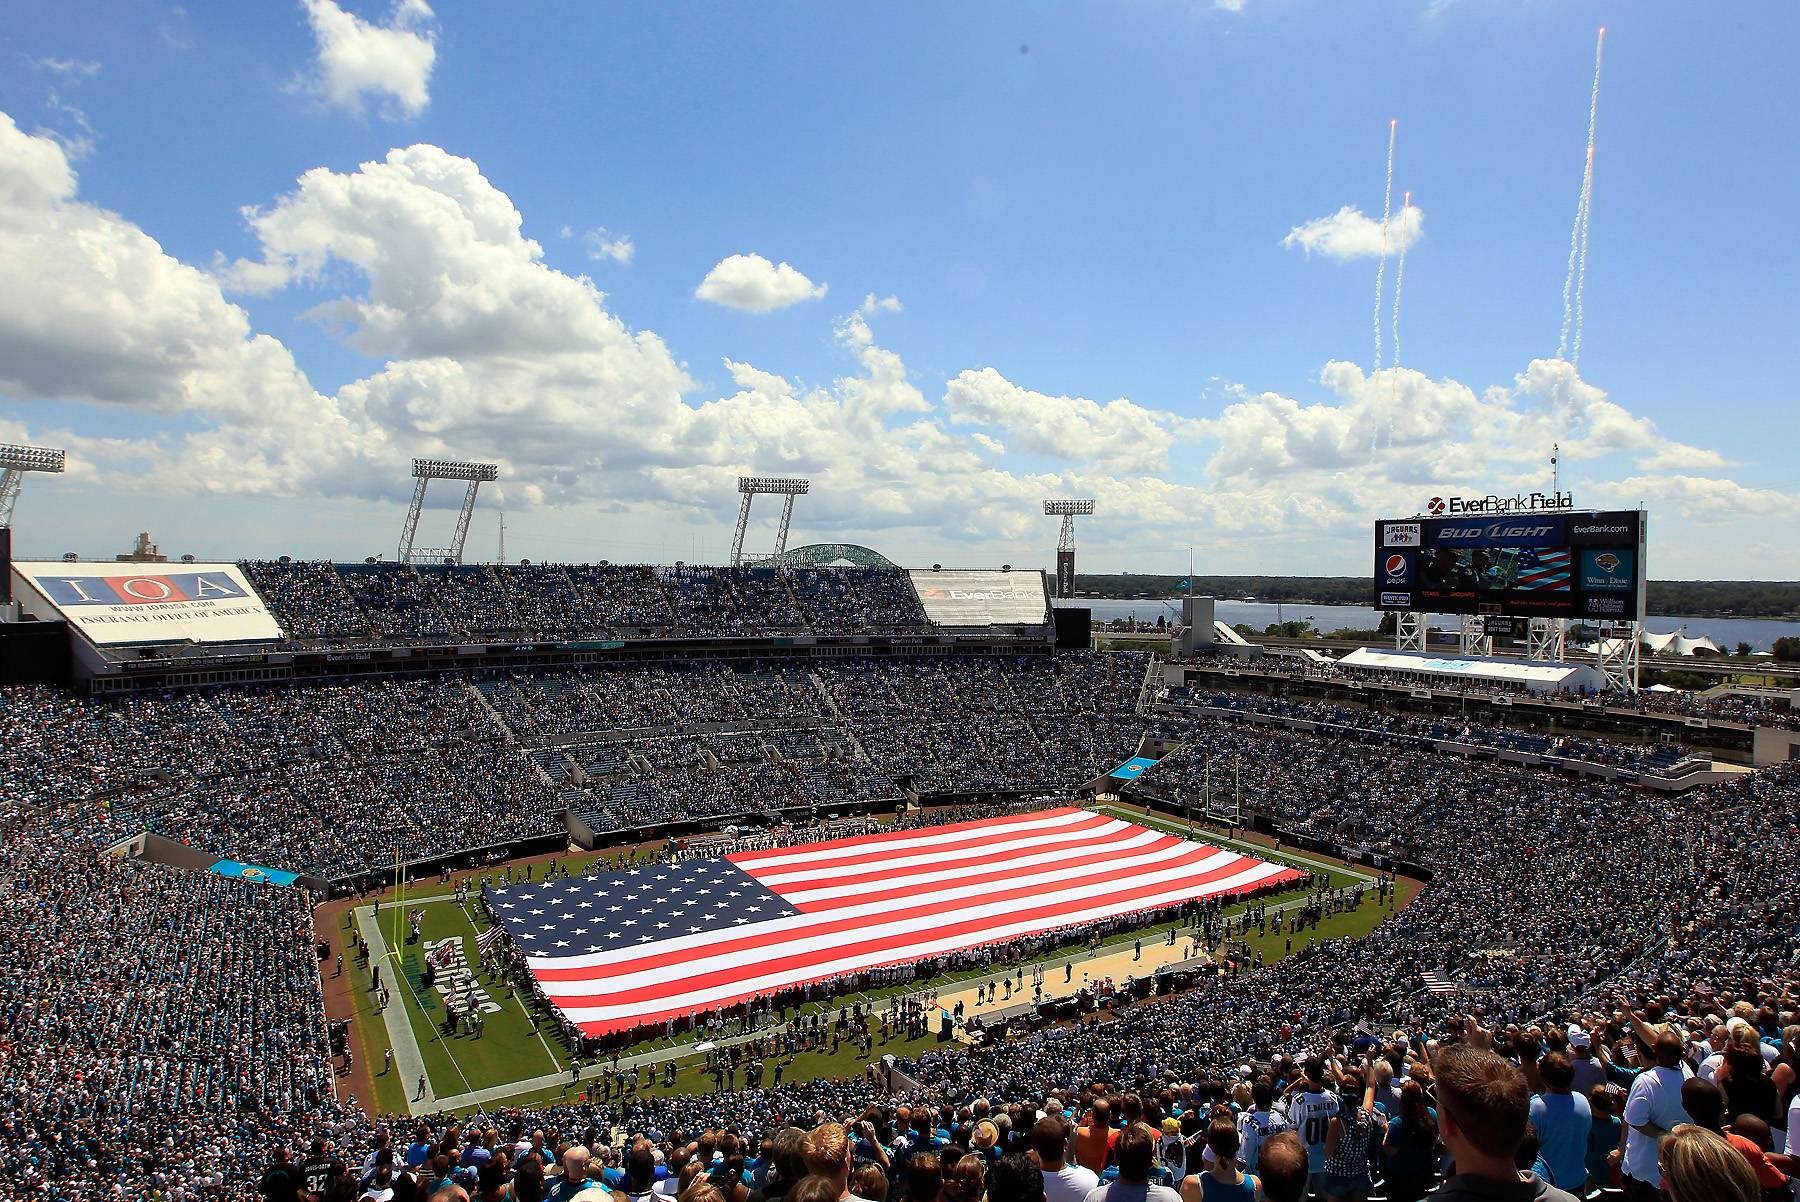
[{"left": 807, "top": 670, "right": 876, "bottom": 768}]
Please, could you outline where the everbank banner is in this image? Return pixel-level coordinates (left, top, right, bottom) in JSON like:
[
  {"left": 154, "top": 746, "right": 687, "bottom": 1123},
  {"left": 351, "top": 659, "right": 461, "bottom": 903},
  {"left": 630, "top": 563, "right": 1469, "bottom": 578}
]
[
  {"left": 907, "top": 569, "right": 1049, "bottom": 626},
  {"left": 13, "top": 562, "right": 284, "bottom": 645}
]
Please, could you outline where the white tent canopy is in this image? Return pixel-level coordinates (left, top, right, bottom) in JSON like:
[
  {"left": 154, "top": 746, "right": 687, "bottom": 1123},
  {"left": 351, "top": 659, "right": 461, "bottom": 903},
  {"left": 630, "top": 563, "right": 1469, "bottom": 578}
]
[{"left": 1338, "top": 646, "right": 1604, "bottom": 696}]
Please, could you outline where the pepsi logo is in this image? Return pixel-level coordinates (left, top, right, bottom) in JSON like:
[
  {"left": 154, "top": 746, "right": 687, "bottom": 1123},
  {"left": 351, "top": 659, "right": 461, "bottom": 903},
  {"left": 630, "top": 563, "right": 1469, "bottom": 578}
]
[{"left": 1385, "top": 554, "right": 1407, "bottom": 574}]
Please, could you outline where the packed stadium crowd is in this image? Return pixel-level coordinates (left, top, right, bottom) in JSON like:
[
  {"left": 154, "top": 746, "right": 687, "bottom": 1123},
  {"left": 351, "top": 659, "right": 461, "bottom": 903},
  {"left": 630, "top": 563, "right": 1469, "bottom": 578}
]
[
  {"left": 0, "top": 649, "right": 1797, "bottom": 1201},
  {"left": 239, "top": 562, "right": 940, "bottom": 645},
  {"left": 1166, "top": 690, "right": 1703, "bottom": 779}
]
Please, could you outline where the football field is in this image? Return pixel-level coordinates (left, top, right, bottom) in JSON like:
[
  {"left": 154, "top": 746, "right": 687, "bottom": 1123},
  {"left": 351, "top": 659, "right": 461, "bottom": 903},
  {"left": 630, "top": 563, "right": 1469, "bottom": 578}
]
[{"left": 339, "top": 807, "right": 1404, "bottom": 1115}]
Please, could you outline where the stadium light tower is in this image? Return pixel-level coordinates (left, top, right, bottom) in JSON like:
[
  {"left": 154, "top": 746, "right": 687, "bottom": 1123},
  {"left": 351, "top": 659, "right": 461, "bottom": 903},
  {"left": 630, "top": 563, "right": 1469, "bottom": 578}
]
[
  {"left": 0, "top": 443, "right": 67, "bottom": 527},
  {"left": 397, "top": 457, "right": 499, "bottom": 565},
  {"left": 731, "top": 476, "right": 810, "bottom": 566},
  {"left": 1043, "top": 499, "right": 1094, "bottom": 599}
]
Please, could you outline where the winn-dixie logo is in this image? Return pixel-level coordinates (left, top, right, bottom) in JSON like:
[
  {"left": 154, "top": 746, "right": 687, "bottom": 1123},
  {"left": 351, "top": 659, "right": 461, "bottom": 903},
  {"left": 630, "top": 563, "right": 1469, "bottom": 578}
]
[
  {"left": 37, "top": 572, "right": 250, "bottom": 607},
  {"left": 1426, "top": 491, "right": 1574, "bottom": 515}
]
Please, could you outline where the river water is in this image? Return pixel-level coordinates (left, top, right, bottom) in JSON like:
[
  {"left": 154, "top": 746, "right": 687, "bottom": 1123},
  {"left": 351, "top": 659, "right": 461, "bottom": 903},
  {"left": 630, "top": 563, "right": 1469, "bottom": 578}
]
[{"left": 1066, "top": 597, "right": 1799, "bottom": 653}]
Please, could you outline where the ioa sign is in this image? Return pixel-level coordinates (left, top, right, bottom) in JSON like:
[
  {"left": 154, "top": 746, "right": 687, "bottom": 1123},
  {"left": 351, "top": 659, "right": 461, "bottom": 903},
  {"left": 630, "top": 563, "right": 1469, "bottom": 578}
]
[{"left": 1424, "top": 490, "right": 1575, "bottom": 516}]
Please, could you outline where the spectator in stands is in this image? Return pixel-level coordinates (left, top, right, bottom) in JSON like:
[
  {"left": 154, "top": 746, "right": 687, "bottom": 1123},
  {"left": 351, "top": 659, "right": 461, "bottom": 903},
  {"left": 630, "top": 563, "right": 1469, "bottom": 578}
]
[
  {"left": 988, "top": 1153, "right": 1046, "bottom": 1202},
  {"left": 1251, "top": 1133, "right": 1307, "bottom": 1202},
  {"left": 1074, "top": 1100, "right": 1118, "bottom": 1176},
  {"left": 1081, "top": 1125, "right": 1180, "bottom": 1202},
  {"left": 1178, "top": 1118, "right": 1257, "bottom": 1202},
  {"left": 1618, "top": 1027, "right": 1694, "bottom": 1201},
  {"left": 803, "top": 1124, "right": 869, "bottom": 1202},
  {"left": 1527, "top": 1053, "right": 1591, "bottom": 1193},
  {"left": 1432, "top": 1045, "right": 1578, "bottom": 1202},
  {"left": 1656, "top": 1126, "right": 1761, "bottom": 1202},
  {"left": 1379, "top": 1079, "right": 1439, "bottom": 1202},
  {"left": 1035, "top": 1115, "right": 1098, "bottom": 1202},
  {"left": 900, "top": 1153, "right": 942, "bottom": 1202}
]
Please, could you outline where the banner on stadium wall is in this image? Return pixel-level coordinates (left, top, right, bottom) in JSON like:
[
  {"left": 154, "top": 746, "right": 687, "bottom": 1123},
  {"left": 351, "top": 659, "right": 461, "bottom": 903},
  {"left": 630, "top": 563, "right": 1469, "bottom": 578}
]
[
  {"left": 907, "top": 569, "right": 1049, "bottom": 626},
  {"left": 208, "top": 859, "right": 301, "bottom": 888},
  {"left": 11, "top": 561, "right": 285, "bottom": 646}
]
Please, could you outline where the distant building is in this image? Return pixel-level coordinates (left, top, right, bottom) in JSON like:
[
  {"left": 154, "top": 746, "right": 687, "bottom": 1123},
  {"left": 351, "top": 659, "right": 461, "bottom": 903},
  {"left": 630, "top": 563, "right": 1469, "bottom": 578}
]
[{"left": 116, "top": 532, "right": 168, "bottom": 563}]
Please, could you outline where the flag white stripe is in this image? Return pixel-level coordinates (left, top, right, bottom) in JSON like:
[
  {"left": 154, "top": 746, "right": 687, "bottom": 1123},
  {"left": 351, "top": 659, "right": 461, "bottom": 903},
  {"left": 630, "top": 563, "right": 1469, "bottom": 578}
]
[
  {"left": 750, "top": 815, "right": 1133, "bottom": 886},
  {"left": 552, "top": 860, "right": 1291, "bottom": 1022},
  {"left": 534, "top": 841, "right": 1243, "bottom": 992},
  {"left": 775, "top": 825, "right": 1168, "bottom": 904},
  {"left": 731, "top": 807, "right": 1097, "bottom": 870},
  {"left": 527, "top": 837, "right": 1237, "bottom": 973}
]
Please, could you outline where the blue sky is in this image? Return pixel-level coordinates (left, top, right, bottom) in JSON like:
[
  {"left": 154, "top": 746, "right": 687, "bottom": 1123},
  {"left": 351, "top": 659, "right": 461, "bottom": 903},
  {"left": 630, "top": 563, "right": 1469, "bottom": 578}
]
[{"left": 0, "top": 1, "right": 1795, "bottom": 576}]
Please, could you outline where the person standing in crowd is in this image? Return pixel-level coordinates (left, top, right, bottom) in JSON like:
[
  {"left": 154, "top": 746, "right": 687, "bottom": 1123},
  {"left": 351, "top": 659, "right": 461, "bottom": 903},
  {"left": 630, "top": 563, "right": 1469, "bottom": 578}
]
[
  {"left": 1075, "top": 1099, "right": 1120, "bottom": 1176},
  {"left": 1036, "top": 1115, "right": 1099, "bottom": 1202},
  {"left": 1321, "top": 1066, "right": 1382, "bottom": 1202},
  {"left": 1282, "top": 1059, "right": 1338, "bottom": 1198},
  {"left": 262, "top": 1146, "right": 303, "bottom": 1202},
  {"left": 1178, "top": 1118, "right": 1258, "bottom": 1202},
  {"left": 1528, "top": 1053, "right": 1592, "bottom": 1193},
  {"left": 1236, "top": 1079, "right": 1287, "bottom": 1176},
  {"left": 1655, "top": 1126, "right": 1760, "bottom": 1202},
  {"left": 1379, "top": 1079, "right": 1439, "bottom": 1202},
  {"left": 1617, "top": 1027, "right": 1694, "bottom": 1202},
  {"left": 1251, "top": 1133, "right": 1307, "bottom": 1202},
  {"left": 1431, "top": 1045, "right": 1579, "bottom": 1202},
  {"left": 1081, "top": 1125, "right": 1182, "bottom": 1202}
]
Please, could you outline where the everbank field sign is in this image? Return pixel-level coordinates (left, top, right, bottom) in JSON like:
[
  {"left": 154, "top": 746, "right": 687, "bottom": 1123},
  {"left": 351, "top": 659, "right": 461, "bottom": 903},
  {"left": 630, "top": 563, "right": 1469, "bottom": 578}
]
[{"left": 1424, "top": 491, "right": 1576, "bottom": 516}]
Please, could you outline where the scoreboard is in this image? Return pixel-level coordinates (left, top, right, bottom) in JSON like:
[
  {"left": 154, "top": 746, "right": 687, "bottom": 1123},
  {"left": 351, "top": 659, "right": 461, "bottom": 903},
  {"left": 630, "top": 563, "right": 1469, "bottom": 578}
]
[{"left": 1372, "top": 510, "right": 1646, "bottom": 621}]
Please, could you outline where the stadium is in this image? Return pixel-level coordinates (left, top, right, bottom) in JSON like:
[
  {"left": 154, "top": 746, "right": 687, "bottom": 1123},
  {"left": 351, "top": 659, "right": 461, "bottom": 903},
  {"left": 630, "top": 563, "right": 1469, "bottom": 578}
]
[
  {"left": 4, "top": 7, "right": 1800, "bottom": 1202},
  {"left": 0, "top": 458, "right": 1797, "bottom": 1202}
]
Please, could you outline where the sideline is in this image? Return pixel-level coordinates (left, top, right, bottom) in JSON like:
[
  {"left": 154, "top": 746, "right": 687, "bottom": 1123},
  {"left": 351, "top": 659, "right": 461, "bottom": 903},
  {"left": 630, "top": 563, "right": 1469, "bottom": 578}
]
[{"left": 355, "top": 904, "right": 479, "bottom": 1115}]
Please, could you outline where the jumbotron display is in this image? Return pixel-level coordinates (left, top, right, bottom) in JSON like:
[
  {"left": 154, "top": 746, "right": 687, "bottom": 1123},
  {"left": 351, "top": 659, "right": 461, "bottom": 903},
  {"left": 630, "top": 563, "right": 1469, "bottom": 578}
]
[{"left": 1372, "top": 509, "right": 1646, "bottom": 620}]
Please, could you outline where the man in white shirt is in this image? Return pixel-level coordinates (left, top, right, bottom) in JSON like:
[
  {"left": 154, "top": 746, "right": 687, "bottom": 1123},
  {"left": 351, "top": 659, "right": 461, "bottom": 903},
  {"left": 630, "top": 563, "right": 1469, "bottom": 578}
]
[
  {"left": 1281, "top": 1059, "right": 1339, "bottom": 1197},
  {"left": 1236, "top": 1079, "right": 1289, "bottom": 1175},
  {"left": 1034, "top": 1116, "right": 1099, "bottom": 1202},
  {"left": 1619, "top": 1029, "right": 1692, "bottom": 1202}
]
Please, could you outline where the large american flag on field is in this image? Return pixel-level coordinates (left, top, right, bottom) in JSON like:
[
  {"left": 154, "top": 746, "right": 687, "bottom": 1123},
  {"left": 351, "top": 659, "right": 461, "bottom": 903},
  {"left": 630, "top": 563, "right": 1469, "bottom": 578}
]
[{"left": 486, "top": 807, "right": 1304, "bottom": 1037}]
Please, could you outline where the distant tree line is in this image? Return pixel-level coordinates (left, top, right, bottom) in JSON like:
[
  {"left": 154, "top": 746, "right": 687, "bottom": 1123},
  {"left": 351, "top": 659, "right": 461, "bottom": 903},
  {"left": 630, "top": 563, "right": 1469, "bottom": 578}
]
[{"left": 1073, "top": 574, "right": 1800, "bottom": 619}]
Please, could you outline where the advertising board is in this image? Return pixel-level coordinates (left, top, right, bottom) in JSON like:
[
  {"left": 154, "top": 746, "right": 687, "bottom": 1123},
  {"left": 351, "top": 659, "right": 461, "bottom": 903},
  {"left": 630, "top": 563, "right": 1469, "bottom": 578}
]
[
  {"left": 1371, "top": 510, "right": 1645, "bottom": 621},
  {"left": 11, "top": 561, "right": 285, "bottom": 645},
  {"left": 907, "top": 569, "right": 1049, "bottom": 626}
]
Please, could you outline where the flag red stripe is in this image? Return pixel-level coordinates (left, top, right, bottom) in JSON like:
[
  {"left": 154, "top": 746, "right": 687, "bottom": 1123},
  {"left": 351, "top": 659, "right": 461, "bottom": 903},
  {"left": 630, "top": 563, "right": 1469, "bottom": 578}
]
[
  {"left": 558, "top": 864, "right": 1302, "bottom": 1033},
  {"left": 539, "top": 845, "right": 1273, "bottom": 1003},
  {"left": 759, "top": 824, "right": 1173, "bottom": 909}
]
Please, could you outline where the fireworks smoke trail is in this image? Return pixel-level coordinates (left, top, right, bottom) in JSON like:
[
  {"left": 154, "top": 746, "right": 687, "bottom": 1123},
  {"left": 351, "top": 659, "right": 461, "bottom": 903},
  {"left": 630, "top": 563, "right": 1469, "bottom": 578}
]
[
  {"left": 1373, "top": 119, "right": 1397, "bottom": 376},
  {"left": 1572, "top": 149, "right": 1596, "bottom": 363},
  {"left": 1392, "top": 191, "right": 1412, "bottom": 376},
  {"left": 1559, "top": 27, "right": 1605, "bottom": 363}
]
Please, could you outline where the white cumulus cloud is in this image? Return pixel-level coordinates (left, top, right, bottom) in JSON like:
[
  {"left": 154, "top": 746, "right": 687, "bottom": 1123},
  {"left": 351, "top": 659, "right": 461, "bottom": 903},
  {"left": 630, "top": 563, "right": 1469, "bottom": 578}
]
[
  {"left": 0, "top": 111, "right": 1792, "bottom": 575},
  {"left": 583, "top": 227, "right": 634, "bottom": 263},
  {"left": 1283, "top": 201, "right": 1422, "bottom": 261},
  {"left": 299, "top": 0, "right": 437, "bottom": 119},
  {"left": 695, "top": 253, "right": 827, "bottom": 312}
]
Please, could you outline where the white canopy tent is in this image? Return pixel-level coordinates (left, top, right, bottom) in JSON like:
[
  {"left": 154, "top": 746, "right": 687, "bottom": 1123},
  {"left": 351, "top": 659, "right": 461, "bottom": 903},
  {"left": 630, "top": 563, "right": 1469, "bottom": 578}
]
[{"left": 1339, "top": 646, "right": 1603, "bottom": 696}]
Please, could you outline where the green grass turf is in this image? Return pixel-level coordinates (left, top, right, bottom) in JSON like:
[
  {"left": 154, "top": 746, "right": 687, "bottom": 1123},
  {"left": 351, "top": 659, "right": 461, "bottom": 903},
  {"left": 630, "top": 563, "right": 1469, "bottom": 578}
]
[{"left": 348, "top": 806, "right": 1417, "bottom": 1112}]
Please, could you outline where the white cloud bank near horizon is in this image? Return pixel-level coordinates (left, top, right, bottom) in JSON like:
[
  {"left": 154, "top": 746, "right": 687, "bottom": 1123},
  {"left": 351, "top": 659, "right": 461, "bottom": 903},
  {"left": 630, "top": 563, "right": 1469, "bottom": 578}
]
[{"left": 0, "top": 112, "right": 1791, "bottom": 575}]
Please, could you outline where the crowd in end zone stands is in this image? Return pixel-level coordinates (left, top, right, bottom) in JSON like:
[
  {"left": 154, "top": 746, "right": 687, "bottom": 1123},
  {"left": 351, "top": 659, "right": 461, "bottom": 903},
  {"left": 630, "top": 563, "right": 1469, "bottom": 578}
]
[
  {"left": 0, "top": 649, "right": 1795, "bottom": 1200},
  {"left": 238, "top": 562, "right": 941, "bottom": 645},
  {"left": 0, "top": 651, "right": 1752, "bottom": 884}
]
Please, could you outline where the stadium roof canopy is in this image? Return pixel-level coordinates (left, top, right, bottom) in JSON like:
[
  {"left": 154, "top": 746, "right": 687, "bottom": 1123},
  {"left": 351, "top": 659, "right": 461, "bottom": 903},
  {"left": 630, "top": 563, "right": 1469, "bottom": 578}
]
[
  {"left": 772, "top": 542, "right": 898, "bottom": 569},
  {"left": 1337, "top": 646, "right": 1603, "bottom": 696}
]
